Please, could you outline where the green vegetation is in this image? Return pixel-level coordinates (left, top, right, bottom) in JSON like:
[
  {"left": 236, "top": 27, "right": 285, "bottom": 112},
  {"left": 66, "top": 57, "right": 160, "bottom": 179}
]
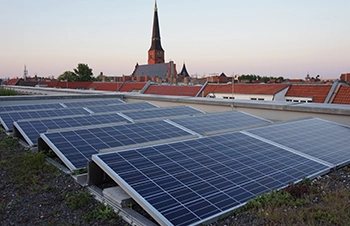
[
  {"left": 238, "top": 74, "right": 284, "bottom": 83},
  {"left": 0, "top": 87, "right": 17, "bottom": 96},
  {"left": 0, "top": 135, "right": 18, "bottom": 147},
  {"left": 83, "top": 204, "right": 122, "bottom": 222},
  {"left": 0, "top": 137, "right": 59, "bottom": 187},
  {"left": 57, "top": 63, "right": 95, "bottom": 82},
  {"left": 0, "top": 133, "right": 125, "bottom": 224},
  {"left": 66, "top": 190, "right": 122, "bottom": 223},
  {"left": 65, "top": 190, "right": 92, "bottom": 210},
  {"left": 57, "top": 71, "right": 78, "bottom": 82},
  {"left": 230, "top": 177, "right": 350, "bottom": 225}
]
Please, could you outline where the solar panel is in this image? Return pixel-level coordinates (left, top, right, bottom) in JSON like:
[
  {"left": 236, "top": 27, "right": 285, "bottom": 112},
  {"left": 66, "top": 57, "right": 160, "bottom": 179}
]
[
  {"left": 62, "top": 98, "right": 124, "bottom": 108},
  {"left": 14, "top": 113, "right": 131, "bottom": 146},
  {"left": 0, "top": 108, "right": 90, "bottom": 131},
  {"left": 86, "top": 102, "right": 158, "bottom": 113},
  {"left": 0, "top": 103, "right": 63, "bottom": 113},
  {"left": 244, "top": 118, "right": 350, "bottom": 167},
  {"left": 39, "top": 120, "right": 198, "bottom": 171},
  {"left": 92, "top": 132, "right": 329, "bottom": 226},
  {"left": 120, "top": 106, "right": 204, "bottom": 122},
  {"left": 167, "top": 111, "right": 271, "bottom": 135}
]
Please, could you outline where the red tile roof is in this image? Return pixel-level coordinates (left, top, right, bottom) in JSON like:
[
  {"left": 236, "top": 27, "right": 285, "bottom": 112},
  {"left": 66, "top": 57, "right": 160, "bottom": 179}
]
[
  {"left": 4, "top": 78, "right": 20, "bottom": 85},
  {"left": 332, "top": 85, "right": 350, "bottom": 104},
  {"left": 88, "top": 82, "right": 124, "bottom": 91},
  {"left": 118, "top": 82, "right": 147, "bottom": 92},
  {"left": 144, "top": 85, "right": 202, "bottom": 96},
  {"left": 201, "top": 84, "right": 289, "bottom": 97},
  {"left": 40, "top": 81, "right": 93, "bottom": 89},
  {"left": 286, "top": 84, "right": 332, "bottom": 103},
  {"left": 40, "top": 81, "right": 147, "bottom": 92}
]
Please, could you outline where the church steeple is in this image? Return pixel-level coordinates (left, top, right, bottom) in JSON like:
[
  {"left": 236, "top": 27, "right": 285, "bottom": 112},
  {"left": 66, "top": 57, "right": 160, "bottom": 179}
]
[{"left": 148, "top": 1, "right": 165, "bottom": 64}]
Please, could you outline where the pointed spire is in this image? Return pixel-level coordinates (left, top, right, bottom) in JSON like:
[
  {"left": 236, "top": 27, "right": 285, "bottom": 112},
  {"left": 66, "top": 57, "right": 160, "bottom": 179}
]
[
  {"left": 179, "top": 63, "right": 190, "bottom": 77},
  {"left": 149, "top": 1, "right": 164, "bottom": 52}
]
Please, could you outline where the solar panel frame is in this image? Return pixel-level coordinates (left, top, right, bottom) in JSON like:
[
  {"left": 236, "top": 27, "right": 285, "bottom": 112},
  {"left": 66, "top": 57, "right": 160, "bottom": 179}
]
[
  {"left": 0, "top": 108, "right": 90, "bottom": 131},
  {"left": 167, "top": 111, "right": 272, "bottom": 136},
  {"left": 39, "top": 120, "right": 199, "bottom": 171},
  {"left": 92, "top": 132, "right": 330, "bottom": 226},
  {"left": 120, "top": 106, "right": 205, "bottom": 122},
  {"left": 244, "top": 117, "right": 350, "bottom": 167},
  {"left": 13, "top": 113, "right": 132, "bottom": 146},
  {"left": 86, "top": 102, "right": 158, "bottom": 114}
]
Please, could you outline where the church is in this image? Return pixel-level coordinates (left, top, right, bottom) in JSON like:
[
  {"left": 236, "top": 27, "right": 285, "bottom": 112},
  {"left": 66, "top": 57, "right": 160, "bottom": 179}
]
[{"left": 131, "top": 2, "right": 189, "bottom": 83}]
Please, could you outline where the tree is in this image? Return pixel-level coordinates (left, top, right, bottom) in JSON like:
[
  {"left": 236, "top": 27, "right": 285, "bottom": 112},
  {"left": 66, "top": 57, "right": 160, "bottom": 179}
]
[
  {"left": 57, "top": 71, "right": 78, "bottom": 82},
  {"left": 277, "top": 76, "right": 284, "bottom": 82},
  {"left": 74, "top": 63, "right": 94, "bottom": 82}
]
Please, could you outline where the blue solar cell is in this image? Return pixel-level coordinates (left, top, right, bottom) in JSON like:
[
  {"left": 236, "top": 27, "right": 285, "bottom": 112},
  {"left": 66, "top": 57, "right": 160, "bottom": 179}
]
[
  {"left": 62, "top": 99, "right": 123, "bottom": 108},
  {"left": 40, "top": 120, "right": 196, "bottom": 171},
  {"left": 0, "top": 103, "right": 63, "bottom": 113},
  {"left": 13, "top": 113, "right": 130, "bottom": 146},
  {"left": 245, "top": 118, "right": 350, "bottom": 167},
  {"left": 168, "top": 111, "right": 271, "bottom": 135},
  {"left": 121, "top": 106, "right": 204, "bottom": 121},
  {"left": 92, "top": 132, "right": 329, "bottom": 226},
  {"left": 0, "top": 108, "right": 90, "bottom": 131},
  {"left": 86, "top": 102, "right": 157, "bottom": 113}
]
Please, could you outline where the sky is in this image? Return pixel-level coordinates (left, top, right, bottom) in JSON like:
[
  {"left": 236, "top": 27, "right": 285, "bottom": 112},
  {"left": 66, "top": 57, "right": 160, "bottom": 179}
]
[{"left": 1, "top": 0, "right": 349, "bottom": 79}]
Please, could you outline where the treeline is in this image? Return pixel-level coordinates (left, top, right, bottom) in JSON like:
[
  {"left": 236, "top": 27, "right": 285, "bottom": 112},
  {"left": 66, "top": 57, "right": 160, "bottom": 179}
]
[
  {"left": 57, "top": 63, "right": 108, "bottom": 82},
  {"left": 238, "top": 74, "right": 284, "bottom": 83}
]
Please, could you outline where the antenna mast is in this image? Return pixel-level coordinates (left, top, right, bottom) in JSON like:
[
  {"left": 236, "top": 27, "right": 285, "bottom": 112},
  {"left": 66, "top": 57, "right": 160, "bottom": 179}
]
[{"left": 23, "top": 65, "right": 28, "bottom": 80}]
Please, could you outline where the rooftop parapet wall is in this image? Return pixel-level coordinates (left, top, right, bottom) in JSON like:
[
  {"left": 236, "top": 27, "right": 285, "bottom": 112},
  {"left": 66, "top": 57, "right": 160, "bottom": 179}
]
[{"left": 2, "top": 86, "right": 350, "bottom": 126}]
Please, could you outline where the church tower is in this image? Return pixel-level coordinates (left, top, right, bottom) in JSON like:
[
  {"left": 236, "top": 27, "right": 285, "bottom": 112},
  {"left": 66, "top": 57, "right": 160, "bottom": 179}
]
[{"left": 148, "top": 1, "right": 165, "bottom": 64}]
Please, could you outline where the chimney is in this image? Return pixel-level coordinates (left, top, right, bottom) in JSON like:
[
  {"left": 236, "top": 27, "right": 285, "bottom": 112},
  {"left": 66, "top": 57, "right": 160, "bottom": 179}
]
[{"left": 184, "top": 77, "right": 189, "bottom": 85}]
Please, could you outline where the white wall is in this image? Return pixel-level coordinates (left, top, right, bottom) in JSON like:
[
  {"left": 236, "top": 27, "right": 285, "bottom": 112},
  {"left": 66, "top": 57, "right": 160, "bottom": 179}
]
[{"left": 206, "top": 93, "right": 274, "bottom": 101}]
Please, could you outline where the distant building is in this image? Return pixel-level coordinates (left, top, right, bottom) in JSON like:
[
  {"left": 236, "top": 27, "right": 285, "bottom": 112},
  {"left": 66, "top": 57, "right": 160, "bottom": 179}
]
[
  {"left": 285, "top": 84, "right": 332, "bottom": 103},
  {"left": 331, "top": 84, "right": 350, "bottom": 104},
  {"left": 131, "top": 2, "right": 177, "bottom": 83},
  {"left": 178, "top": 63, "right": 190, "bottom": 78},
  {"left": 340, "top": 73, "right": 350, "bottom": 83},
  {"left": 148, "top": 2, "right": 164, "bottom": 65},
  {"left": 201, "top": 83, "right": 290, "bottom": 101},
  {"left": 206, "top": 73, "right": 228, "bottom": 83}
]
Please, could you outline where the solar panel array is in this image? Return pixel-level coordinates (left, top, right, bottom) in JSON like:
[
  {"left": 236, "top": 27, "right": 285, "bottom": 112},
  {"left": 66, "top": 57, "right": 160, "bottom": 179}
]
[
  {"left": 93, "top": 132, "right": 329, "bottom": 226},
  {"left": 14, "top": 113, "right": 131, "bottom": 146},
  {"left": 0, "top": 108, "right": 90, "bottom": 131},
  {"left": 62, "top": 98, "right": 124, "bottom": 108},
  {"left": 40, "top": 120, "right": 197, "bottom": 170},
  {"left": 121, "top": 106, "right": 204, "bottom": 122},
  {"left": 87, "top": 102, "right": 158, "bottom": 113},
  {"left": 168, "top": 111, "right": 271, "bottom": 135},
  {"left": 244, "top": 118, "right": 350, "bottom": 167},
  {"left": 3, "top": 97, "right": 347, "bottom": 226},
  {"left": 0, "top": 98, "right": 124, "bottom": 113},
  {"left": 0, "top": 103, "right": 63, "bottom": 112}
]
